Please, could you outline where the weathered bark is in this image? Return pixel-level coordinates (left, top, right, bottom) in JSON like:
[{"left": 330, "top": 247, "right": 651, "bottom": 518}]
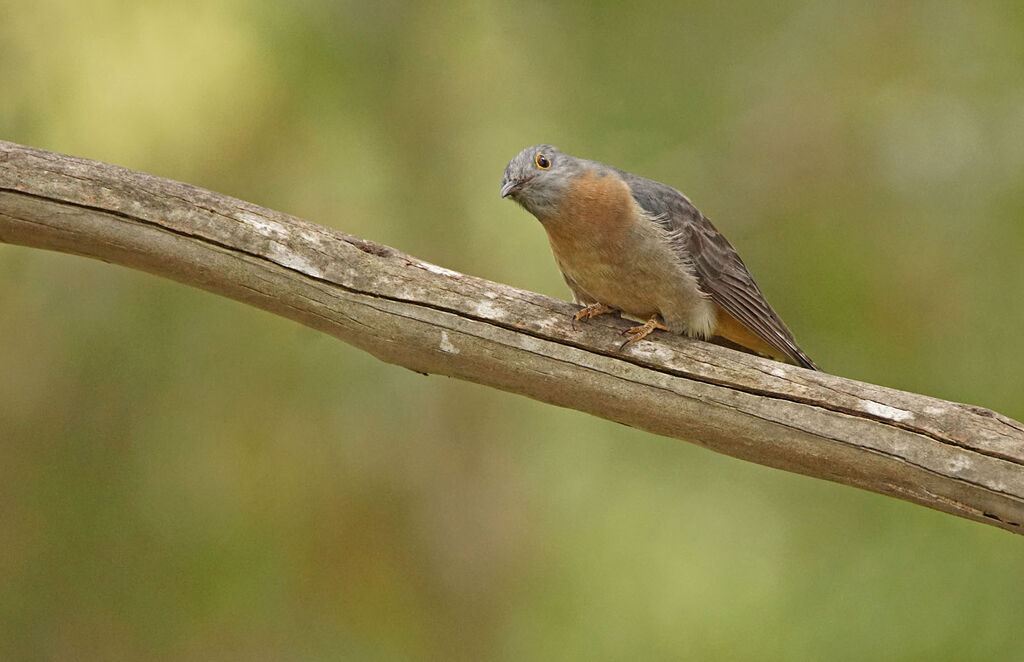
[{"left": 2, "top": 140, "right": 1022, "bottom": 533}]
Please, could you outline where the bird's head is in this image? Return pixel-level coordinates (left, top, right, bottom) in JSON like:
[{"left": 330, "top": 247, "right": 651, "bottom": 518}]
[{"left": 500, "top": 144, "right": 582, "bottom": 219}]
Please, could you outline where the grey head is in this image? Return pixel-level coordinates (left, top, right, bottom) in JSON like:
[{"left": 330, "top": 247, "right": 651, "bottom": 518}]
[{"left": 500, "top": 144, "right": 591, "bottom": 219}]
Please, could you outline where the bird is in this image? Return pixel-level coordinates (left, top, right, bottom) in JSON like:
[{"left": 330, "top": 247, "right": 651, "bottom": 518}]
[{"left": 500, "top": 144, "right": 819, "bottom": 370}]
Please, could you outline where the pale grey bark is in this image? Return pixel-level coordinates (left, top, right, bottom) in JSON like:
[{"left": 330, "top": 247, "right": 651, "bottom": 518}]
[{"left": 2, "top": 140, "right": 1022, "bottom": 534}]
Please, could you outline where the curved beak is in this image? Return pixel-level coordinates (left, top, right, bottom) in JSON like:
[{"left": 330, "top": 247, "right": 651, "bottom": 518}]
[{"left": 500, "top": 178, "right": 521, "bottom": 199}]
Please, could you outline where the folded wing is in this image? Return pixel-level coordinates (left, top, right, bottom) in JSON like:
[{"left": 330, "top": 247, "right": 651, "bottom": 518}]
[{"left": 626, "top": 174, "right": 818, "bottom": 370}]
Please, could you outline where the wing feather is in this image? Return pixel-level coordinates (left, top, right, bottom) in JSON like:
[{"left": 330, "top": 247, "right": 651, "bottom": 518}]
[{"left": 626, "top": 173, "right": 818, "bottom": 370}]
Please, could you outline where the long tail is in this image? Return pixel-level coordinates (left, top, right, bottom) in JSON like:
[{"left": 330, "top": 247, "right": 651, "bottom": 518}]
[{"left": 713, "top": 306, "right": 819, "bottom": 370}]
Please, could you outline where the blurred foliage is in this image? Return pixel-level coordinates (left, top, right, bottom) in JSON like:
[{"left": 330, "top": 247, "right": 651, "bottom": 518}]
[{"left": 2, "top": 0, "right": 1024, "bottom": 659}]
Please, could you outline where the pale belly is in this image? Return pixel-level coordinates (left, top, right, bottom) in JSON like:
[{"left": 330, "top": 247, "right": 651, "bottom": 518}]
[
  {"left": 555, "top": 250, "right": 664, "bottom": 318},
  {"left": 539, "top": 169, "right": 716, "bottom": 338},
  {"left": 548, "top": 229, "right": 715, "bottom": 337}
]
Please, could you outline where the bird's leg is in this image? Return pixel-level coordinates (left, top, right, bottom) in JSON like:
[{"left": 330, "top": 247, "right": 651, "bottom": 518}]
[
  {"left": 620, "top": 315, "right": 669, "bottom": 348},
  {"left": 572, "top": 302, "right": 617, "bottom": 330}
]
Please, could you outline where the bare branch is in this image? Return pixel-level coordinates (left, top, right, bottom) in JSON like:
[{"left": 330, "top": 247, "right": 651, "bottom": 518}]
[{"left": 2, "top": 139, "right": 1022, "bottom": 534}]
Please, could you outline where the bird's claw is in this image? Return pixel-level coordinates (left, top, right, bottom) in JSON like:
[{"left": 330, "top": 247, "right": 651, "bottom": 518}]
[
  {"left": 619, "top": 316, "right": 668, "bottom": 349},
  {"left": 571, "top": 303, "right": 616, "bottom": 330}
]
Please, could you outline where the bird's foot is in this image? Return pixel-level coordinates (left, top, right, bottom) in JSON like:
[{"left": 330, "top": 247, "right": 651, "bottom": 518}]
[
  {"left": 620, "top": 315, "right": 668, "bottom": 348},
  {"left": 572, "top": 303, "right": 617, "bottom": 330}
]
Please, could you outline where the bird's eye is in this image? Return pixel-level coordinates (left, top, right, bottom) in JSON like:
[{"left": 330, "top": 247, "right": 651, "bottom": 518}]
[{"left": 535, "top": 153, "right": 551, "bottom": 169}]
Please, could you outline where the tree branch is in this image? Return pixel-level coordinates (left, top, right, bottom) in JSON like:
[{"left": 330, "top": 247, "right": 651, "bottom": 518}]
[{"left": 2, "top": 139, "right": 1023, "bottom": 534}]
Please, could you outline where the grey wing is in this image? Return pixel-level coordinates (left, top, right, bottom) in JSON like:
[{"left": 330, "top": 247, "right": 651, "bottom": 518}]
[{"left": 628, "top": 176, "right": 819, "bottom": 370}]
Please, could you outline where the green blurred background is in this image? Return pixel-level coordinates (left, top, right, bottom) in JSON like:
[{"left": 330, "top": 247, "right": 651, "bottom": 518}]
[{"left": 2, "top": 1, "right": 1023, "bottom": 659}]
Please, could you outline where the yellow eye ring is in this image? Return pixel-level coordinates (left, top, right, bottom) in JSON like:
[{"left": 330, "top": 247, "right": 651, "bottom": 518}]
[{"left": 535, "top": 153, "right": 551, "bottom": 169}]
